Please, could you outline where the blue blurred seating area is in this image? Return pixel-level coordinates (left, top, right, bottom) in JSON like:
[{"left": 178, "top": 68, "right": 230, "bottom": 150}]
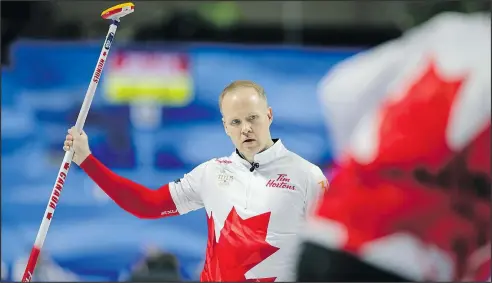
[{"left": 1, "top": 36, "right": 356, "bottom": 282}]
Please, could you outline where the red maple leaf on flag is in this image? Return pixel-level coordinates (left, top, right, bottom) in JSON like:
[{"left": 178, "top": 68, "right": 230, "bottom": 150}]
[
  {"left": 374, "top": 58, "right": 467, "bottom": 170},
  {"left": 200, "top": 207, "right": 280, "bottom": 282},
  {"left": 316, "top": 57, "right": 486, "bottom": 280}
]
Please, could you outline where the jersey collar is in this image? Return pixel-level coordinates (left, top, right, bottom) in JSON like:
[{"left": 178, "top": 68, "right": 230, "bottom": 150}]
[{"left": 231, "top": 139, "right": 287, "bottom": 168}]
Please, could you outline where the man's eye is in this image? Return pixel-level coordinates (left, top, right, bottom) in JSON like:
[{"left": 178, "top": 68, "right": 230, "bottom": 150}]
[
  {"left": 231, "top": 120, "right": 240, "bottom": 125},
  {"left": 248, "top": 115, "right": 257, "bottom": 121}
]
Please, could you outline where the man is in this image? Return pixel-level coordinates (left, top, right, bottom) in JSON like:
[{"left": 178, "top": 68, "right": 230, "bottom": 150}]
[
  {"left": 296, "top": 12, "right": 490, "bottom": 282},
  {"left": 64, "top": 80, "right": 328, "bottom": 282}
]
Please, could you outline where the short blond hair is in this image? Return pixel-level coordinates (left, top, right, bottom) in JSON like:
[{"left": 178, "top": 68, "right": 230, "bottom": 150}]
[{"left": 219, "top": 80, "right": 268, "bottom": 111}]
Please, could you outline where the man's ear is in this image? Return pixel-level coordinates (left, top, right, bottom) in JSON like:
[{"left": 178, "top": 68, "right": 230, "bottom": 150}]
[
  {"left": 222, "top": 117, "right": 229, "bottom": 136},
  {"left": 267, "top": 107, "right": 273, "bottom": 124}
]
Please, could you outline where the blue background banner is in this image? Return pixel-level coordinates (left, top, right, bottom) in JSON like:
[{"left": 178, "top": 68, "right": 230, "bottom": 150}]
[{"left": 1, "top": 41, "right": 357, "bottom": 281}]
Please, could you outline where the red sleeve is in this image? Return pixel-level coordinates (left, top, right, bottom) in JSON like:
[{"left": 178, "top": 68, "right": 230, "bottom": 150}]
[{"left": 80, "top": 154, "right": 179, "bottom": 219}]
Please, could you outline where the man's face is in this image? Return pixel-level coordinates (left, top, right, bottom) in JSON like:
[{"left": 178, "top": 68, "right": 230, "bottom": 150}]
[{"left": 221, "top": 87, "right": 273, "bottom": 158}]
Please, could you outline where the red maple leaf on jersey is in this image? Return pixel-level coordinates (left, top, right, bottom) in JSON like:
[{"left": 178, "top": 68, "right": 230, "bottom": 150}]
[{"left": 200, "top": 207, "right": 280, "bottom": 282}]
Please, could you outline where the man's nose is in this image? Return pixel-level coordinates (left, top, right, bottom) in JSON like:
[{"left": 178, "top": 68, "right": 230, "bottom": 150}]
[{"left": 241, "top": 123, "right": 252, "bottom": 134}]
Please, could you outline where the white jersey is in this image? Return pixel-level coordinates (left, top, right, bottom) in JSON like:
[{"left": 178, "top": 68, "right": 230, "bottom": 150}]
[{"left": 169, "top": 139, "right": 327, "bottom": 282}]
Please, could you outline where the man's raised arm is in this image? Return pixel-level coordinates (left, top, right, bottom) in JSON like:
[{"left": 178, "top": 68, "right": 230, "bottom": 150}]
[{"left": 64, "top": 127, "right": 206, "bottom": 219}]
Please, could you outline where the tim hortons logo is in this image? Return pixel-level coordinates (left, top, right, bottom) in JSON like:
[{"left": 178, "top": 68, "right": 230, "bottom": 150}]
[{"left": 266, "top": 174, "right": 295, "bottom": 190}]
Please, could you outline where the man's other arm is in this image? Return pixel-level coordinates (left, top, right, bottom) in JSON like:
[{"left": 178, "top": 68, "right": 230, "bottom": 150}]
[{"left": 304, "top": 165, "right": 328, "bottom": 215}]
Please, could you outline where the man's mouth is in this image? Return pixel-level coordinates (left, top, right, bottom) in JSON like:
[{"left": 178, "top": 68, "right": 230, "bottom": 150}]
[{"left": 243, "top": 139, "right": 256, "bottom": 143}]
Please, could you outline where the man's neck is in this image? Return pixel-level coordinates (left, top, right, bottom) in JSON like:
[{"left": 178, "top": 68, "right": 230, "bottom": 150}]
[{"left": 239, "top": 139, "right": 275, "bottom": 163}]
